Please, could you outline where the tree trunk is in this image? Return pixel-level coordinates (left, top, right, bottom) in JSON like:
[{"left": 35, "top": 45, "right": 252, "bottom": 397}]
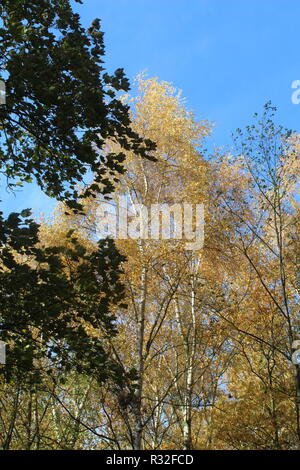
[{"left": 132, "top": 264, "right": 147, "bottom": 450}]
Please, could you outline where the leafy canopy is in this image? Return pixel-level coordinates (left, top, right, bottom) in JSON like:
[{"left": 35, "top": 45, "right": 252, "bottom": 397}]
[{"left": 0, "top": 0, "right": 155, "bottom": 209}]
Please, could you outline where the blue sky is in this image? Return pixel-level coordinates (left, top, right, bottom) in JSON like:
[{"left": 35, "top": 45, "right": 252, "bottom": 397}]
[{"left": 2, "top": 0, "right": 300, "bottom": 217}]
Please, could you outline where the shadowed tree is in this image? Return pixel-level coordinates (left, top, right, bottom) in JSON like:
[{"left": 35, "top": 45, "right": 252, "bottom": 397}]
[
  {"left": 0, "top": 0, "right": 153, "bottom": 410},
  {"left": 0, "top": 0, "right": 155, "bottom": 208}
]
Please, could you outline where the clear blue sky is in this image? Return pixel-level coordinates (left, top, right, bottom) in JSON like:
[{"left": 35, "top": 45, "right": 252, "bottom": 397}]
[{"left": 2, "top": 0, "right": 300, "bottom": 217}]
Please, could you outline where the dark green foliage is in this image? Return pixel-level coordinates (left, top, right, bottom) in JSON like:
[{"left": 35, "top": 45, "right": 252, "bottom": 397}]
[
  {"left": 0, "top": 209, "right": 127, "bottom": 385},
  {"left": 0, "top": 0, "right": 156, "bottom": 209},
  {"left": 0, "top": 0, "right": 151, "bottom": 386}
]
